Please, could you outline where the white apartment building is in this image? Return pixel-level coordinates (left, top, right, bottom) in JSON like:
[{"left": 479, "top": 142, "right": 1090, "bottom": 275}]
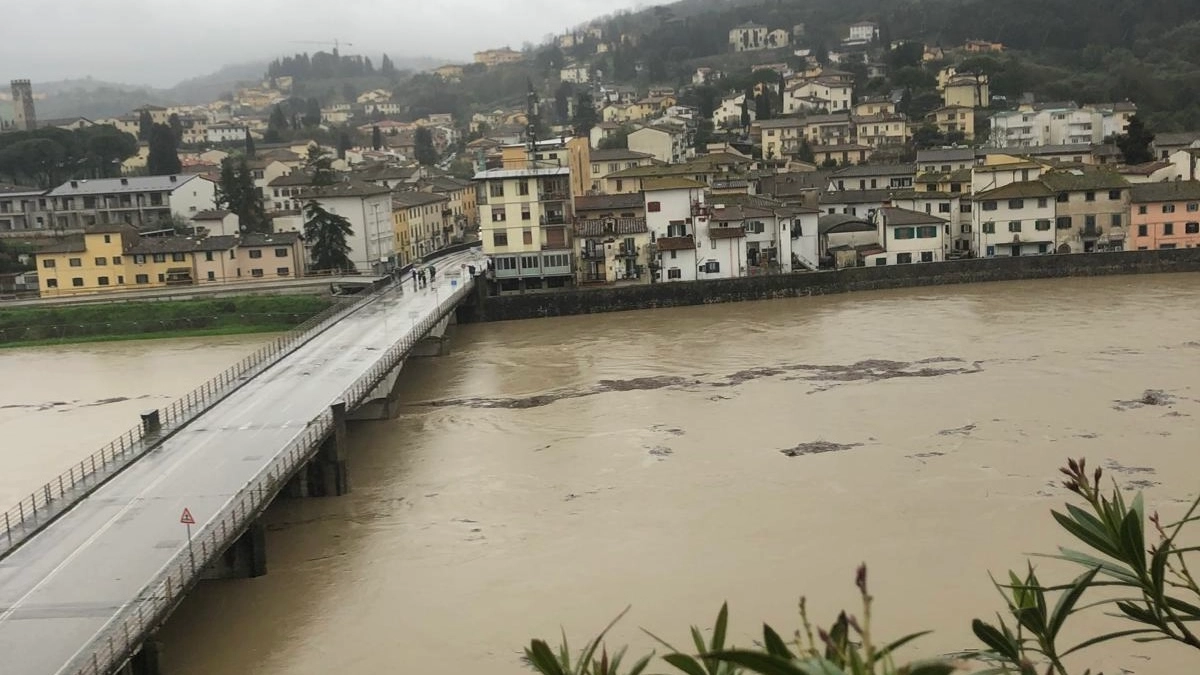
[
  {"left": 302, "top": 180, "right": 395, "bottom": 273},
  {"left": 628, "top": 125, "right": 691, "bottom": 165},
  {"left": 205, "top": 123, "right": 249, "bottom": 145},
  {"left": 729, "top": 23, "right": 769, "bottom": 52},
  {"left": 973, "top": 180, "right": 1056, "bottom": 257},
  {"left": 863, "top": 206, "right": 948, "bottom": 266},
  {"left": 644, "top": 178, "right": 707, "bottom": 282},
  {"left": 45, "top": 175, "right": 217, "bottom": 230},
  {"left": 713, "top": 93, "right": 752, "bottom": 128},
  {"left": 989, "top": 103, "right": 1137, "bottom": 148},
  {"left": 784, "top": 78, "right": 854, "bottom": 114},
  {"left": 560, "top": 64, "right": 591, "bottom": 84}
]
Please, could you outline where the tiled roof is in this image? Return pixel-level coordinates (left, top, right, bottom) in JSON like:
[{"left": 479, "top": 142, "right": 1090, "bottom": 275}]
[
  {"left": 818, "top": 214, "right": 876, "bottom": 235},
  {"left": 574, "top": 217, "right": 648, "bottom": 237},
  {"left": 36, "top": 236, "right": 86, "bottom": 254},
  {"left": 916, "top": 168, "right": 973, "bottom": 183},
  {"left": 304, "top": 179, "right": 392, "bottom": 199},
  {"left": 819, "top": 188, "right": 897, "bottom": 205},
  {"left": 191, "top": 209, "right": 231, "bottom": 221},
  {"left": 643, "top": 177, "right": 707, "bottom": 191},
  {"left": 916, "top": 148, "right": 975, "bottom": 163},
  {"left": 880, "top": 206, "right": 947, "bottom": 226},
  {"left": 0, "top": 183, "right": 44, "bottom": 196},
  {"left": 575, "top": 193, "right": 644, "bottom": 212},
  {"left": 1129, "top": 180, "right": 1200, "bottom": 204},
  {"left": 975, "top": 180, "right": 1054, "bottom": 200},
  {"left": 1040, "top": 168, "right": 1129, "bottom": 192},
  {"left": 125, "top": 235, "right": 239, "bottom": 255},
  {"left": 239, "top": 232, "right": 301, "bottom": 247},
  {"left": 589, "top": 148, "right": 654, "bottom": 162},
  {"left": 832, "top": 163, "right": 916, "bottom": 178},
  {"left": 708, "top": 225, "right": 746, "bottom": 239},
  {"left": 393, "top": 191, "right": 449, "bottom": 208},
  {"left": 654, "top": 235, "right": 695, "bottom": 252},
  {"left": 47, "top": 175, "right": 204, "bottom": 196}
]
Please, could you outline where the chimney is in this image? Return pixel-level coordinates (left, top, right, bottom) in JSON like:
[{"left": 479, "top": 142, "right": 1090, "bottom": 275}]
[
  {"left": 70, "top": 180, "right": 78, "bottom": 188},
  {"left": 169, "top": 175, "right": 177, "bottom": 183},
  {"left": 120, "top": 178, "right": 128, "bottom": 186}
]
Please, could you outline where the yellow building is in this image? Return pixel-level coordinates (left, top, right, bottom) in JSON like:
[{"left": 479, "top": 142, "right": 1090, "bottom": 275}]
[
  {"left": 499, "top": 137, "right": 590, "bottom": 200},
  {"left": 392, "top": 191, "right": 451, "bottom": 264},
  {"left": 474, "top": 166, "right": 574, "bottom": 291},
  {"left": 927, "top": 105, "right": 975, "bottom": 140},
  {"left": 35, "top": 225, "right": 304, "bottom": 297},
  {"left": 473, "top": 48, "right": 524, "bottom": 68},
  {"left": 943, "top": 75, "right": 989, "bottom": 109}
]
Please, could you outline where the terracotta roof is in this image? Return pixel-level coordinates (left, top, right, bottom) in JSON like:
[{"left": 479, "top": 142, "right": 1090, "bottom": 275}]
[
  {"left": 36, "top": 236, "right": 86, "bottom": 254},
  {"left": 831, "top": 163, "right": 916, "bottom": 178},
  {"left": 393, "top": 191, "right": 449, "bottom": 208},
  {"left": 191, "top": 209, "right": 231, "bottom": 221},
  {"left": 643, "top": 177, "right": 707, "bottom": 191},
  {"left": 589, "top": 148, "right": 654, "bottom": 162},
  {"left": 125, "top": 235, "right": 238, "bottom": 255},
  {"left": 654, "top": 235, "right": 695, "bottom": 251},
  {"left": 1129, "top": 180, "right": 1200, "bottom": 204},
  {"left": 574, "top": 217, "right": 648, "bottom": 237},
  {"left": 708, "top": 225, "right": 746, "bottom": 239},
  {"left": 975, "top": 180, "right": 1054, "bottom": 200},
  {"left": 819, "top": 188, "right": 897, "bottom": 205},
  {"left": 880, "top": 206, "right": 947, "bottom": 226},
  {"left": 575, "top": 193, "right": 644, "bottom": 212},
  {"left": 1040, "top": 168, "right": 1129, "bottom": 192}
]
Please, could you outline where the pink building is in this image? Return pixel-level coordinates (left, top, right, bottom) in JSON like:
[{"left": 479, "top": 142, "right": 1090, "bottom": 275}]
[{"left": 1128, "top": 181, "right": 1200, "bottom": 250}]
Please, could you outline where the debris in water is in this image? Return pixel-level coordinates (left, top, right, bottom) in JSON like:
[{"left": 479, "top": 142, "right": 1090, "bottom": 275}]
[
  {"left": 648, "top": 446, "right": 674, "bottom": 457},
  {"left": 650, "top": 425, "right": 685, "bottom": 437},
  {"left": 1114, "top": 389, "right": 1176, "bottom": 410},
  {"left": 909, "top": 451, "right": 946, "bottom": 460},
  {"left": 1104, "top": 460, "right": 1156, "bottom": 475},
  {"left": 938, "top": 423, "right": 976, "bottom": 436},
  {"left": 780, "top": 441, "right": 862, "bottom": 457}
]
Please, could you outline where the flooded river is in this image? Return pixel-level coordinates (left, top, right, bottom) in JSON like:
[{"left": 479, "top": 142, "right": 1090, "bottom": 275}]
[{"left": 5, "top": 275, "right": 1200, "bottom": 674}]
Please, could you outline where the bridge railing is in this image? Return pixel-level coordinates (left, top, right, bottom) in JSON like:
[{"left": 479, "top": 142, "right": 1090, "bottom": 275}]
[
  {"left": 0, "top": 277, "right": 396, "bottom": 559},
  {"left": 65, "top": 270, "right": 479, "bottom": 675}
]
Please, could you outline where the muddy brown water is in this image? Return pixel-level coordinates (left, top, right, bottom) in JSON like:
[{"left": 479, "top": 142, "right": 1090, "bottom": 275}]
[{"left": 5, "top": 275, "right": 1200, "bottom": 674}]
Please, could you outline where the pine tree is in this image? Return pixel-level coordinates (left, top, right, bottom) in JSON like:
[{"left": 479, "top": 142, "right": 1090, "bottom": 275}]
[
  {"left": 303, "top": 98, "right": 322, "bottom": 127},
  {"left": 572, "top": 92, "right": 598, "bottom": 137},
  {"left": 306, "top": 146, "right": 336, "bottom": 185},
  {"left": 797, "top": 139, "right": 816, "bottom": 164},
  {"left": 168, "top": 113, "right": 184, "bottom": 148},
  {"left": 1115, "top": 115, "right": 1155, "bottom": 164},
  {"left": 380, "top": 53, "right": 395, "bottom": 74},
  {"left": 268, "top": 105, "right": 288, "bottom": 141},
  {"left": 244, "top": 130, "right": 256, "bottom": 158},
  {"left": 216, "top": 157, "right": 267, "bottom": 233},
  {"left": 740, "top": 95, "right": 751, "bottom": 129},
  {"left": 147, "top": 124, "right": 182, "bottom": 175},
  {"left": 138, "top": 110, "right": 154, "bottom": 141},
  {"left": 337, "top": 131, "right": 351, "bottom": 160},
  {"left": 414, "top": 127, "right": 438, "bottom": 165},
  {"left": 304, "top": 201, "right": 354, "bottom": 272},
  {"left": 372, "top": 126, "right": 383, "bottom": 150}
]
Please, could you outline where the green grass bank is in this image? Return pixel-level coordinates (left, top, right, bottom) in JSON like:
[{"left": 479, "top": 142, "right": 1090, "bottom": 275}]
[{"left": 0, "top": 295, "right": 336, "bottom": 348}]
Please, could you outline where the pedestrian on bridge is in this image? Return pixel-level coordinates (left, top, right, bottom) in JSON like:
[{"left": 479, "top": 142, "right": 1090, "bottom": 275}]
[
  {"left": 429, "top": 264, "right": 436, "bottom": 282},
  {"left": 411, "top": 269, "right": 418, "bottom": 292}
]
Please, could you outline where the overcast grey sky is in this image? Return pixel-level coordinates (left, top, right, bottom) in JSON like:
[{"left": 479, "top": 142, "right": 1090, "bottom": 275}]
[{"left": 2, "top": 0, "right": 648, "bottom": 87}]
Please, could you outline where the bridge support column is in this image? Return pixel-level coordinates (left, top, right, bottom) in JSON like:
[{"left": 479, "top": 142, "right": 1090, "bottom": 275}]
[
  {"left": 411, "top": 315, "right": 452, "bottom": 358},
  {"left": 315, "top": 402, "right": 349, "bottom": 497},
  {"left": 120, "top": 638, "right": 162, "bottom": 675},
  {"left": 200, "top": 518, "right": 267, "bottom": 579},
  {"left": 348, "top": 360, "right": 407, "bottom": 421}
]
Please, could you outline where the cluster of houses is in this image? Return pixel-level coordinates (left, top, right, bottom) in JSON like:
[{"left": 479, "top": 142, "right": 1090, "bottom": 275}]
[{"left": 465, "top": 120, "right": 1200, "bottom": 294}]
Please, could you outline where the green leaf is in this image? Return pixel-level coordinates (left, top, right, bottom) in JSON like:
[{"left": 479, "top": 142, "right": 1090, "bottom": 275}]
[
  {"left": 526, "top": 640, "right": 567, "bottom": 675},
  {"left": 904, "top": 661, "right": 958, "bottom": 675},
  {"left": 577, "top": 606, "right": 633, "bottom": 675},
  {"left": 1048, "top": 548, "right": 1138, "bottom": 584},
  {"left": 1054, "top": 507, "right": 1120, "bottom": 558},
  {"left": 876, "top": 630, "right": 932, "bottom": 660},
  {"left": 1048, "top": 566, "right": 1100, "bottom": 640},
  {"left": 664, "top": 653, "right": 709, "bottom": 675},
  {"left": 628, "top": 653, "right": 654, "bottom": 675},
  {"left": 1116, "top": 601, "right": 1159, "bottom": 626},
  {"left": 972, "top": 619, "right": 1019, "bottom": 661},
  {"left": 1150, "top": 544, "right": 1171, "bottom": 599},
  {"left": 712, "top": 602, "right": 729, "bottom": 652},
  {"left": 641, "top": 628, "right": 680, "bottom": 653},
  {"left": 1119, "top": 509, "right": 1147, "bottom": 576},
  {"left": 706, "top": 650, "right": 814, "bottom": 675},
  {"left": 763, "top": 624, "right": 796, "bottom": 660},
  {"left": 691, "top": 627, "right": 707, "bottom": 659},
  {"left": 1061, "top": 628, "right": 1160, "bottom": 656},
  {"left": 1164, "top": 594, "right": 1200, "bottom": 618}
]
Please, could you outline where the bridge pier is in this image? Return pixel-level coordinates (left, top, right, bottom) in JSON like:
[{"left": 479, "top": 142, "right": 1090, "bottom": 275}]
[
  {"left": 316, "top": 401, "right": 349, "bottom": 497},
  {"left": 349, "top": 359, "right": 407, "bottom": 421},
  {"left": 119, "top": 638, "right": 162, "bottom": 675},
  {"left": 199, "top": 519, "right": 267, "bottom": 580},
  {"left": 410, "top": 314, "right": 452, "bottom": 358}
]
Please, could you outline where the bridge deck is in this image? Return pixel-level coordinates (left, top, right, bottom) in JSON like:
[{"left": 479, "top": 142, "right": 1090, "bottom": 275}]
[{"left": 0, "top": 250, "right": 479, "bottom": 675}]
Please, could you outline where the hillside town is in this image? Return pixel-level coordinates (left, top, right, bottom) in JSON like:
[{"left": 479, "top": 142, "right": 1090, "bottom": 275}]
[{"left": 1, "top": 17, "right": 1198, "bottom": 299}]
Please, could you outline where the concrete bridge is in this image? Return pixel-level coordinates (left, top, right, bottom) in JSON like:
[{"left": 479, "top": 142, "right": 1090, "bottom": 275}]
[{"left": 0, "top": 247, "right": 485, "bottom": 675}]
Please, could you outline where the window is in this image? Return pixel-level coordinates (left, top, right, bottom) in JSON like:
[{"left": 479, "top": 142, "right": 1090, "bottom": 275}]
[
  {"left": 112, "top": 256, "right": 121, "bottom": 265},
  {"left": 1036, "top": 197, "right": 1048, "bottom": 208},
  {"left": 1034, "top": 219, "right": 1051, "bottom": 231},
  {"left": 1056, "top": 217, "right": 1071, "bottom": 230},
  {"left": 1162, "top": 243, "right": 1177, "bottom": 249},
  {"left": 103, "top": 234, "right": 111, "bottom": 243},
  {"left": 1163, "top": 204, "right": 1176, "bottom": 213},
  {"left": 172, "top": 252, "right": 186, "bottom": 262},
  {"left": 523, "top": 229, "right": 533, "bottom": 245},
  {"left": 670, "top": 250, "right": 677, "bottom": 259},
  {"left": 1137, "top": 224, "right": 1148, "bottom": 237},
  {"left": 152, "top": 253, "right": 166, "bottom": 263},
  {"left": 874, "top": 258, "right": 886, "bottom": 266},
  {"left": 1083, "top": 215, "right": 1096, "bottom": 230},
  {"left": 1008, "top": 221, "right": 1022, "bottom": 232},
  {"left": 1164, "top": 223, "right": 1175, "bottom": 235},
  {"left": 1138, "top": 205, "right": 1148, "bottom": 215},
  {"left": 72, "top": 277, "right": 84, "bottom": 287},
  {"left": 896, "top": 253, "right": 913, "bottom": 264},
  {"left": 938, "top": 203, "right": 951, "bottom": 213},
  {"left": 962, "top": 223, "right": 972, "bottom": 233},
  {"left": 1109, "top": 190, "right": 1121, "bottom": 200},
  {"left": 1111, "top": 214, "right": 1122, "bottom": 228},
  {"left": 1038, "top": 243, "right": 1049, "bottom": 254},
  {"left": 521, "top": 204, "right": 531, "bottom": 221},
  {"left": 1008, "top": 199, "right": 1024, "bottom": 209},
  {"left": 520, "top": 255, "right": 539, "bottom": 269},
  {"left": 1056, "top": 193, "right": 1069, "bottom": 203},
  {"left": 69, "top": 258, "right": 82, "bottom": 267},
  {"left": 275, "top": 248, "right": 289, "bottom": 258},
  {"left": 489, "top": 182, "right": 504, "bottom": 198},
  {"left": 518, "top": 180, "right": 529, "bottom": 196},
  {"left": 492, "top": 231, "right": 508, "bottom": 247},
  {"left": 97, "top": 276, "right": 109, "bottom": 286},
  {"left": 647, "top": 201, "right": 661, "bottom": 212},
  {"left": 207, "top": 271, "right": 215, "bottom": 281},
  {"left": 893, "top": 227, "right": 915, "bottom": 240},
  {"left": 703, "top": 261, "right": 720, "bottom": 274},
  {"left": 42, "top": 259, "right": 55, "bottom": 269},
  {"left": 667, "top": 268, "right": 682, "bottom": 279},
  {"left": 1085, "top": 191, "right": 1096, "bottom": 202},
  {"left": 1189, "top": 203, "right": 1200, "bottom": 213},
  {"left": 920, "top": 251, "right": 934, "bottom": 263},
  {"left": 205, "top": 252, "right": 214, "bottom": 262},
  {"left": 591, "top": 163, "right": 600, "bottom": 174},
  {"left": 983, "top": 222, "right": 995, "bottom": 234},
  {"left": 46, "top": 278, "right": 57, "bottom": 288},
  {"left": 960, "top": 203, "right": 972, "bottom": 214},
  {"left": 1187, "top": 222, "right": 1200, "bottom": 234},
  {"left": 982, "top": 201, "right": 997, "bottom": 211},
  {"left": 917, "top": 226, "right": 938, "bottom": 238},
  {"left": 93, "top": 256, "right": 106, "bottom": 266},
  {"left": 251, "top": 269, "right": 264, "bottom": 278},
  {"left": 492, "top": 209, "right": 507, "bottom": 222},
  {"left": 495, "top": 257, "right": 517, "bottom": 271},
  {"left": 615, "top": 180, "right": 623, "bottom": 192},
  {"left": 158, "top": 274, "right": 165, "bottom": 282},
  {"left": 247, "top": 249, "right": 263, "bottom": 259}
]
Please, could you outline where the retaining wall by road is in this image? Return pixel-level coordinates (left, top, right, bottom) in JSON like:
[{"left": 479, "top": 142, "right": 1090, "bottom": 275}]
[{"left": 475, "top": 249, "right": 1200, "bottom": 322}]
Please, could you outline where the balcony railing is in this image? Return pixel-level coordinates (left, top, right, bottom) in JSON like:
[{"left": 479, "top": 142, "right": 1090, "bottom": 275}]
[
  {"left": 540, "top": 190, "right": 569, "bottom": 202},
  {"left": 617, "top": 245, "right": 640, "bottom": 257},
  {"left": 541, "top": 214, "right": 568, "bottom": 226},
  {"left": 1081, "top": 225, "right": 1102, "bottom": 237},
  {"left": 580, "top": 247, "right": 605, "bottom": 260}
]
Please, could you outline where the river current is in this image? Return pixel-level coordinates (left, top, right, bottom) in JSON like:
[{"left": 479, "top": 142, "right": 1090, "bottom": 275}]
[{"left": 3, "top": 274, "right": 1199, "bottom": 674}]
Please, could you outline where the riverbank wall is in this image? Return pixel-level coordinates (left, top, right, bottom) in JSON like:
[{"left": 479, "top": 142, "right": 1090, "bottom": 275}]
[{"left": 474, "top": 248, "right": 1200, "bottom": 322}]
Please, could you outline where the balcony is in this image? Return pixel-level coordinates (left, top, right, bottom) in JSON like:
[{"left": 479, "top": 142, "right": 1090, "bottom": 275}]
[
  {"left": 539, "top": 190, "right": 569, "bottom": 203},
  {"left": 541, "top": 213, "right": 569, "bottom": 226},
  {"left": 580, "top": 246, "right": 605, "bottom": 260},
  {"left": 616, "top": 244, "right": 640, "bottom": 257},
  {"left": 1081, "top": 224, "right": 1102, "bottom": 238}
]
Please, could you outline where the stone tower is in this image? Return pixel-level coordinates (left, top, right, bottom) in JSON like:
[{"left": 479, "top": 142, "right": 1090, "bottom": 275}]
[{"left": 10, "top": 80, "right": 36, "bottom": 132}]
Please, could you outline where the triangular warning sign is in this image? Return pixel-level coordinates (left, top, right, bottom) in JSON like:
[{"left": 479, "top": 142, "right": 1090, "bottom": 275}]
[{"left": 180, "top": 507, "right": 195, "bottom": 525}]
